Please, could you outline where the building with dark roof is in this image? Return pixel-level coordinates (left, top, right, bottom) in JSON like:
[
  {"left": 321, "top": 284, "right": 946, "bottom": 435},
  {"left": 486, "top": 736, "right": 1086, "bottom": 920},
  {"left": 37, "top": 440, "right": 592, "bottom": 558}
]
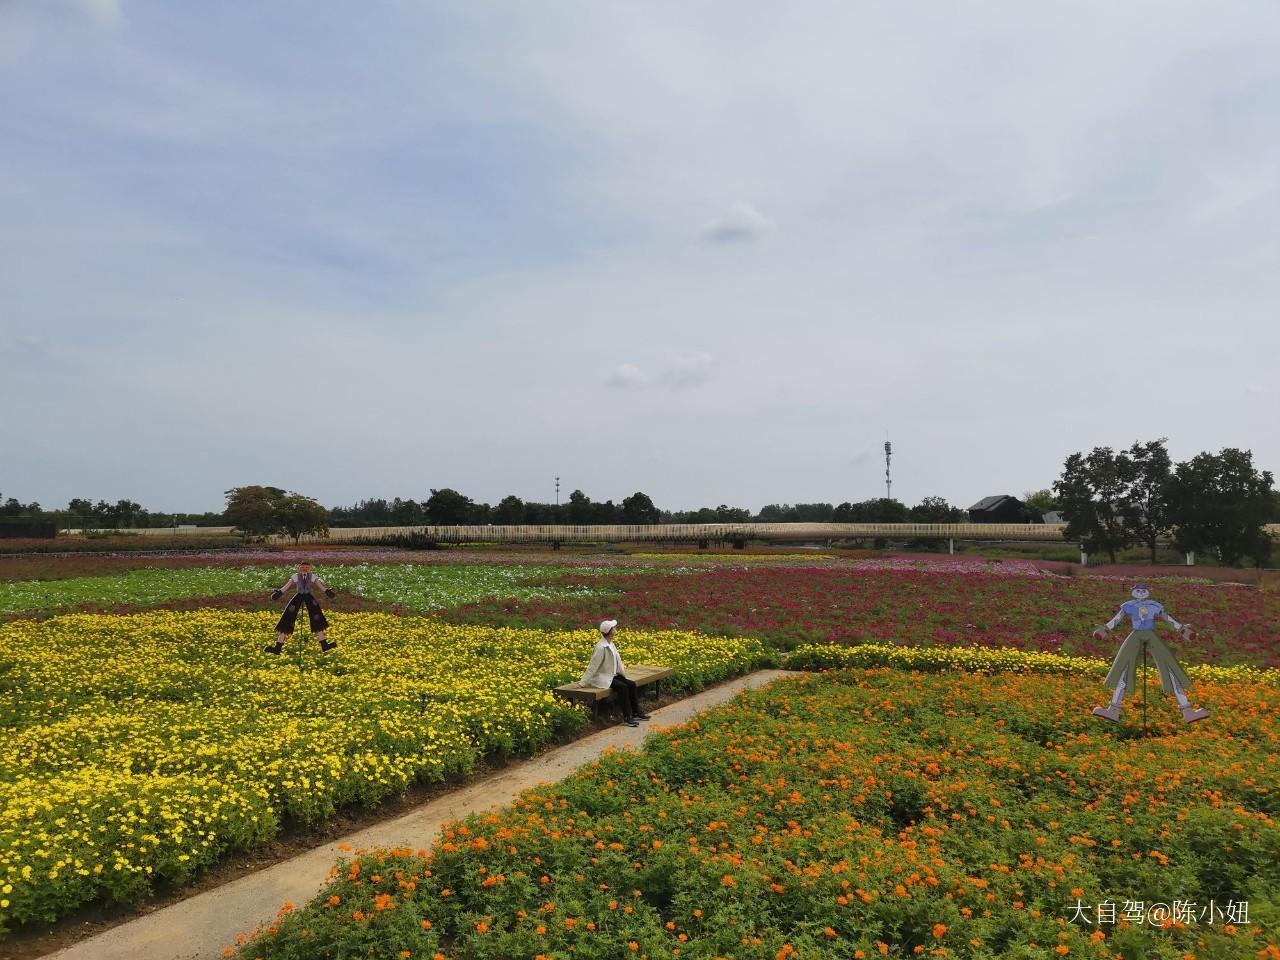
[{"left": 967, "top": 495, "right": 1042, "bottom": 524}]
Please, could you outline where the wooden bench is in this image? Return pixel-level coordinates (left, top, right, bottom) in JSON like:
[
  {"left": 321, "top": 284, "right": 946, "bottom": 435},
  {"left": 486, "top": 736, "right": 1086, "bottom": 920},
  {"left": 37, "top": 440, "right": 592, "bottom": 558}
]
[{"left": 553, "top": 664, "right": 673, "bottom": 717}]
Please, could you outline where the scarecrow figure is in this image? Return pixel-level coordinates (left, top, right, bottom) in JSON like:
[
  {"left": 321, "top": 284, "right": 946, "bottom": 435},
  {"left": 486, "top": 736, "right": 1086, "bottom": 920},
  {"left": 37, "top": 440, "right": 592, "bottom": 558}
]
[
  {"left": 264, "top": 561, "right": 337, "bottom": 655},
  {"left": 1091, "top": 582, "right": 1208, "bottom": 724}
]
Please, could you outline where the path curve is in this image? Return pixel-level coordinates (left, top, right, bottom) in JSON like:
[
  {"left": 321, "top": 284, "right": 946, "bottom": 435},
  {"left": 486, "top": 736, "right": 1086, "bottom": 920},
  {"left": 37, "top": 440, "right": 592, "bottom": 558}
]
[{"left": 45, "top": 669, "right": 801, "bottom": 960}]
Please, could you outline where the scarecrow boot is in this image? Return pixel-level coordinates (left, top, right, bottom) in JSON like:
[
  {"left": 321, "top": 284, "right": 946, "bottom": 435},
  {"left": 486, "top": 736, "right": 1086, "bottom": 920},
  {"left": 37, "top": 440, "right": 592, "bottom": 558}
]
[
  {"left": 1172, "top": 678, "right": 1209, "bottom": 723},
  {"left": 1092, "top": 678, "right": 1124, "bottom": 722},
  {"left": 264, "top": 639, "right": 285, "bottom": 655},
  {"left": 317, "top": 631, "right": 337, "bottom": 653}
]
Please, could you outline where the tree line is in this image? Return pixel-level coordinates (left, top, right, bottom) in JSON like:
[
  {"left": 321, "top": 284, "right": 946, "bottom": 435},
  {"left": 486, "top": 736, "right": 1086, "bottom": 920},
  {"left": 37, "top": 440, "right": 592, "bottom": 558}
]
[
  {"left": 0, "top": 496, "right": 223, "bottom": 530},
  {"left": 325, "top": 490, "right": 967, "bottom": 527},
  {"left": 7, "top": 442, "right": 1278, "bottom": 566},
  {"left": 218, "top": 488, "right": 971, "bottom": 542},
  {"left": 1053, "top": 440, "right": 1277, "bottom": 566}
]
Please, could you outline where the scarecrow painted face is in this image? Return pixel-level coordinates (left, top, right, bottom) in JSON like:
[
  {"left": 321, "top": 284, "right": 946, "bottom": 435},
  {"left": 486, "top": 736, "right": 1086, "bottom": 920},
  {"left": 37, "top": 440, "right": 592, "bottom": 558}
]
[{"left": 1131, "top": 583, "right": 1150, "bottom": 601}]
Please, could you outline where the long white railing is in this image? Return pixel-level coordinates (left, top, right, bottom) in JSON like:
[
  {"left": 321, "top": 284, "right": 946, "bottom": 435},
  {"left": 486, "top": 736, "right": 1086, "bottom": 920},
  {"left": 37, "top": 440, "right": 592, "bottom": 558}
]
[{"left": 56, "top": 522, "right": 1280, "bottom": 544}]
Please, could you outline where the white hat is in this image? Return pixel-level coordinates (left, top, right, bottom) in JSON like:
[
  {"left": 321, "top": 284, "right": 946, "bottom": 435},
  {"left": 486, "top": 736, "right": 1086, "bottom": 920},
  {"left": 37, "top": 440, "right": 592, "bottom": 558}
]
[{"left": 599, "top": 619, "right": 618, "bottom": 635}]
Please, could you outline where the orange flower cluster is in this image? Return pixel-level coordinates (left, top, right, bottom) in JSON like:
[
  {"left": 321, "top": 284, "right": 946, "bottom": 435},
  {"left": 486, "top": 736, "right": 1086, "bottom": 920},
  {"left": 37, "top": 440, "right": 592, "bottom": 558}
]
[{"left": 241, "top": 671, "right": 1280, "bottom": 959}]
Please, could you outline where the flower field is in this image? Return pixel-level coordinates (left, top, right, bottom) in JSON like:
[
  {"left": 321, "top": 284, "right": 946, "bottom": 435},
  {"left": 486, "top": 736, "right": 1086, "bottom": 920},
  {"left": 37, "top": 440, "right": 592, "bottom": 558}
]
[
  {"left": 239, "top": 668, "right": 1280, "bottom": 960},
  {"left": 0, "top": 612, "right": 772, "bottom": 935},
  {"left": 447, "top": 565, "right": 1280, "bottom": 666},
  {"left": 0, "top": 563, "right": 611, "bottom": 618}
]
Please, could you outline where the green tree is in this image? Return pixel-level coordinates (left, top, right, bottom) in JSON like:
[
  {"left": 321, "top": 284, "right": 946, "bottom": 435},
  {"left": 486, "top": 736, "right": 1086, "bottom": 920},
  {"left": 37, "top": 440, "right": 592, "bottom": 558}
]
[
  {"left": 1166, "top": 448, "right": 1274, "bottom": 567},
  {"left": 275, "top": 494, "right": 329, "bottom": 543},
  {"left": 1122, "top": 438, "right": 1173, "bottom": 564},
  {"left": 424, "top": 488, "right": 475, "bottom": 525},
  {"left": 1022, "top": 488, "right": 1060, "bottom": 517},
  {"left": 833, "top": 498, "right": 909, "bottom": 522},
  {"left": 224, "top": 486, "right": 287, "bottom": 540},
  {"left": 566, "top": 489, "right": 593, "bottom": 524},
  {"left": 493, "top": 495, "right": 526, "bottom": 525},
  {"left": 620, "top": 492, "right": 660, "bottom": 524},
  {"left": 908, "top": 496, "right": 965, "bottom": 523},
  {"left": 1054, "top": 448, "right": 1134, "bottom": 563}
]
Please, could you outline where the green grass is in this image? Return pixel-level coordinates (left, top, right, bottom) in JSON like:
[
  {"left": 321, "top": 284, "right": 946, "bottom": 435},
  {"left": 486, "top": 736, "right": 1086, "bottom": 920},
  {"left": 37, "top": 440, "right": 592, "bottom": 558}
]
[{"left": 0, "top": 564, "right": 610, "bottom": 617}]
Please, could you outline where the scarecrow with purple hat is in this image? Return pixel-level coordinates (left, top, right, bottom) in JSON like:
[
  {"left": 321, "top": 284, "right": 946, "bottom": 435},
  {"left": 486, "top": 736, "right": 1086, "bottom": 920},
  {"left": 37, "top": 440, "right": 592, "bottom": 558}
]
[{"left": 1091, "top": 582, "right": 1209, "bottom": 724}]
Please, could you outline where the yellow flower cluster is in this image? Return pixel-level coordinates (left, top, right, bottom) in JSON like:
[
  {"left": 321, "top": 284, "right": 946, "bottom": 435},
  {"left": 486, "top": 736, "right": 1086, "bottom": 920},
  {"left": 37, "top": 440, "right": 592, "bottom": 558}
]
[
  {"left": 0, "top": 611, "right": 770, "bottom": 934},
  {"left": 789, "top": 641, "right": 1280, "bottom": 685}
]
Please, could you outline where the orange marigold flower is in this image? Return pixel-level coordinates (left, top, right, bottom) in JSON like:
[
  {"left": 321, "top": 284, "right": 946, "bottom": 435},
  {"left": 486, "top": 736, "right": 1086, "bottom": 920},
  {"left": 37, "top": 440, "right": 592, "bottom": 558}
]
[{"left": 933, "top": 923, "right": 947, "bottom": 938}]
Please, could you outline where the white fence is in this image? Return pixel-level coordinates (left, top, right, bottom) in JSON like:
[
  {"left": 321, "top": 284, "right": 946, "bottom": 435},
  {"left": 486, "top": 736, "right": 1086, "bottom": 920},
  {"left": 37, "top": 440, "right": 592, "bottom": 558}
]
[{"left": 55, "top": 522, "right": 1280, "bottom": 544}]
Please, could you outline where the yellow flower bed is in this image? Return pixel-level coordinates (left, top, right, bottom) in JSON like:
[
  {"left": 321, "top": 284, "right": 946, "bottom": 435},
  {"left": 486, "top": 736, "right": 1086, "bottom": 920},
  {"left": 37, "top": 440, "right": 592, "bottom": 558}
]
[
  {"left": 788, "top": 641, "right": 1280, "bottom": 685},
  {"left": 0, "top": 611, "right": 772, "bottom": 934}
]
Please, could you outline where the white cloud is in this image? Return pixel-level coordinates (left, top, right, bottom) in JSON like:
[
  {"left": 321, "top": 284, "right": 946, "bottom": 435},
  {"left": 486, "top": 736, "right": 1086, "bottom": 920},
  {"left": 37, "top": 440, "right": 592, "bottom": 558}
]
[
  {"left": 656, "top": 352, "right": 713, "bottom": 388},
  {"left": 604, "top": 363, "right": 650, "bottom": 389},
  {"left": 604, "top": 354, "right": 714, "bottom": 390},
  {"left": 78, "top": 0, "right": 123, "bottom": 24},
  {"left": 699, "top": 202, "right": 774, "bottom": 244}
]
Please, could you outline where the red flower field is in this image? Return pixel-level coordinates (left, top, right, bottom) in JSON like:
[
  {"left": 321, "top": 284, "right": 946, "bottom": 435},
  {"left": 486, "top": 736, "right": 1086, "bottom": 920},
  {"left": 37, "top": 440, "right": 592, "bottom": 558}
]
[{"left": 445, "top": 564, "right": 1280, "bottom": 667}]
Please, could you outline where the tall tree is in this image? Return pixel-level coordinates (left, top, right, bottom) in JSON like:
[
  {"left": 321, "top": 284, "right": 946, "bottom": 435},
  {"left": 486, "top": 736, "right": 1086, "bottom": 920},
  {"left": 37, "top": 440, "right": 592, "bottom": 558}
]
[
  {"left": 908, "top": 496, "right": 965, "bottom": 523},
  {"left": 566, "top": 489, "right": 593, "bottom": 524},
  {"left": 1122, "top": 438, "right": 1173, "bottom": 563},
  {"left": 833, "top": 499, "right": 909, "bottom": 522},
  {"left": 1022, "top": 488, "right": 1061, "bottom": 517},
  {"left": 424, "top": 488, "right": 475, "bottom": 525},
  {"left": 1054, "top": 447, "right": 1135, "bottom": 562},
  {"left": 1166, "top": 448, "right": 1274, "bottom": 567},
  {"left": 493, "top": 495, "right": 526, "bottom": 525},
  {"left": 620, "top": 492, "right": 660, "bottom": 524},
  {"left": 224, "top": 486, "right": 287, "bottom": 540},
  {"left": 275, "top": 494, "right": 330, "bottom": 543}
]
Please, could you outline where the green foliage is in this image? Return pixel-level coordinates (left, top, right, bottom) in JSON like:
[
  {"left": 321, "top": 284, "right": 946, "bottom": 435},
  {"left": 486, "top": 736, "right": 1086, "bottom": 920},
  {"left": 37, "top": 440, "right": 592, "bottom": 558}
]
[
  {"left": 664, "top": 504, "right": 752, "bottom": 523},
  {"left": 1123, "top": 439, "right": 1174, "bottom": 563},
  {"left": 273, "top": 494, "right": 329, "bottom": 543},
  {"left": 1022, "top": 488, "right": 1061, "bottom": 516},
  {"left": 224, "top": 487, "right": 328, "bottom": 543},
  {"left": 1055, "top": 447, "right": 1138, "bottom": 562},
  {"left": 223, "top": 485, "right": 288, "bottom": 540},
  {"left": 492, "top": 495, "right": 526, "bottom": 525},
  {"left": 620, "top": 491, "right": 661, "bottom": 524},
  {"left": 0, "top": 563, "right": 613, "bottom": 617},
  {"left": 424, "top": 488, "right": 477, "bottom": 525},
  {"left": 907, "top": 496, "right": 965, "bottom": 523},
  {"left": 833, "top": 498, "right": 910, "bottom": 522},
  {"left": 1167, "top": 449, "right": 1275, "bottom": 567}
]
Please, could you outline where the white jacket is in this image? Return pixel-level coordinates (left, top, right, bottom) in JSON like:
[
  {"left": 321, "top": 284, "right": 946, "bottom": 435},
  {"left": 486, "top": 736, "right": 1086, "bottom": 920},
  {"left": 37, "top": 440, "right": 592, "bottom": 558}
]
[{"left": 580, "top": 638, "right": 625, "bottom": 688}]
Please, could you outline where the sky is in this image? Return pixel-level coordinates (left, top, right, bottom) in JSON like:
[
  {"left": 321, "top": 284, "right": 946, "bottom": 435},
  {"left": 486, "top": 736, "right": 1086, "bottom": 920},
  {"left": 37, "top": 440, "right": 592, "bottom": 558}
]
[{"left": 2, "top": 1, "right": 1279, "bottom": 514}]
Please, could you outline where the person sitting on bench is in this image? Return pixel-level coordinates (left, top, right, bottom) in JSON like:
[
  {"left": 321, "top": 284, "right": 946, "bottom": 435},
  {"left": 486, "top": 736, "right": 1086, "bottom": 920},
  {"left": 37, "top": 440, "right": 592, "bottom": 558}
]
[{"left": 579, "top": 618, "right": 650, "bottom": 727}]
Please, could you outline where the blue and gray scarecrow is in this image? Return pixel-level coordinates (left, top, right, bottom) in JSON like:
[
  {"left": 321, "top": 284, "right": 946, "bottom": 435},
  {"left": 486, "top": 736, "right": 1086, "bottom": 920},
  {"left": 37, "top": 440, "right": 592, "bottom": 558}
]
[{"left": 1091, "top": 582, "right": 1209, "bottom": 724}]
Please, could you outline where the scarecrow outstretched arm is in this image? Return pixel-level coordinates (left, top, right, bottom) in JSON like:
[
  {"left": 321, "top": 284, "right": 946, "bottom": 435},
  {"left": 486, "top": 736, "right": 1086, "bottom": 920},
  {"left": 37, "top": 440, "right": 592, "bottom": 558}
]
[
  {"left": 1159, "top": 610, "right": 1183, "bottom": 631},
  {"left": 314, "top": 576, "right": 337, "bottom": 598},
  {"left": 1104, "top": 610, "right": 1125, "bottom": 631},
  {"left": 271, "top": 574, "right": 297, "bottom": 600}
]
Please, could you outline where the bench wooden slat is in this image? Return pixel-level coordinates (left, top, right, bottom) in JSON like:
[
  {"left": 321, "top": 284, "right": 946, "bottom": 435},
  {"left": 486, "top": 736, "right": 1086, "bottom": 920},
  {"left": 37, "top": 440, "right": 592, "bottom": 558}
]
[{"left": 553, "top": 664, "right": 672, "bottom": 704}]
